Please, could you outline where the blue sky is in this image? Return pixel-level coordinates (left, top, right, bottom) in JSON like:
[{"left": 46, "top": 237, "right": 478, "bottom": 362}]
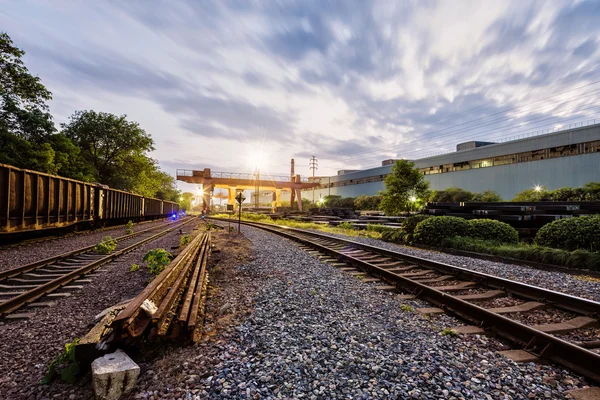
[{"left": 2, "top": 0, "right": 600, "bottom": 191}]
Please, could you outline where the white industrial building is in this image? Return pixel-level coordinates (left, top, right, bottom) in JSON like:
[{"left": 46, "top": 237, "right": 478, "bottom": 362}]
[{"left": 304, "top": 122, "right": 600, "bottom": 201}]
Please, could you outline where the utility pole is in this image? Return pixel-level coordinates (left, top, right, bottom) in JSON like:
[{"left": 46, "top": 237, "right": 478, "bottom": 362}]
[{"left": 309, "top": 156, "right": 318, "bottom": 204}]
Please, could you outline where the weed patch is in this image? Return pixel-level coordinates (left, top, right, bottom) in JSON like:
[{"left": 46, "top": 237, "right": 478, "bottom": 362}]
[{"left": 93, "top": 236, "right": 117, "bottom": 254}]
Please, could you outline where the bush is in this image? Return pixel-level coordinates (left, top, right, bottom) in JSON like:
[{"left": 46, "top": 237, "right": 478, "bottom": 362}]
[
  {"left": 468, "top": 219, "right": 519, "bottom": 244},
  {"left": 440, "top": 237, "right": 600, "bottom": 270},
  {"left": 413, "top": 216, "right": 470, "bottom": 246},
  {"left": 381, "top": 229, "right": 405, "bottom": 243},
  {"left": 180, "top": 234, "right": 191, "bottom": 247},
  {"left": 535, "top": 216, "right": 600, "bottom": 252},
  {"left": 402, "top": 214, "right": 430, "bottom": 235},
  {"left": 143, "top": 248, "right": 173, "bottom": 276},
  {"left": 93, "top": 236, "right": 117, "bottom": 254},
  {"left": 365, "top": 224, "right": 389, "bottom": 233}
]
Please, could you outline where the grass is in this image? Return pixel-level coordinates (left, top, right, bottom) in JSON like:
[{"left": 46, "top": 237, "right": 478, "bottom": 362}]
[
  {"left": 400, "top": 304, "right": 415, "bottom": 312},
  {"left": 441, "top": 328, "right": 459, "bottom": 337},
  {"left": 440, "top": 236, "right": 600, "bottom": 271},
  {"left": 211, "top": 213, "right": 383, "bottom": 239}
]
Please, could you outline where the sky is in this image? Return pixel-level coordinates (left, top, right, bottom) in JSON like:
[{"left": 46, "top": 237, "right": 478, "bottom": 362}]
[{"left": 2, "top": 0, "right": 600, "bottom": 192}]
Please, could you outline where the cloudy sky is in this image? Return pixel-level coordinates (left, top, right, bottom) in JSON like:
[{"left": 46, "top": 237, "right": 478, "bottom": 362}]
[{"left": 2, "top": 0, "right": 600, "bottom": 191}]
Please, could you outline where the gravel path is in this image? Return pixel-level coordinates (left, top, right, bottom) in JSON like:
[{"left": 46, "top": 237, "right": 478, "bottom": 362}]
[
  {"left": 0, "top": 223, "right": 193, "bottom": 400},
  {"left": 0, "top": 218, "right": 174, "bottom": 272},
  {"left": 190, "top": 225, "right": 592, "bottom": 399},
  {"left": 305, "top": 230, "right": 600, "bottom": 303}
]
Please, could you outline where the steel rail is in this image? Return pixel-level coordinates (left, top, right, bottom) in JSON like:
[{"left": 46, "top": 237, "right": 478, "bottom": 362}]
[
  {"left": 110, "top": 230, "right": 211, "bottom": 342},
  {"left": 0, "top": 218, "right": 190, "bottom": 282},
  {"left": 0, "top": 217, "right": 196, "bottom": 316},
  {"left": 221, "top": 219, "right": 600, "bottom": 383}
]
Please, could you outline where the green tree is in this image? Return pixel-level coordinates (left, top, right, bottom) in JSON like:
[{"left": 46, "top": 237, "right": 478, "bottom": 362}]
[
  {"left": 473, "top": 190, "right": 503, "bottom": 202},
  {"left": 429, "top": 187, "right": 475, "bottom": 202},
  {"left": 354, "top": 195, "right": 382, "bottom": 210},
  {"left": 47, "top": 133, "right": 95, "bottom": 181},
  {"left": 0, "top": 130, "right": 55, "bottom": 171},
  {"left": 380, "top": 160, "right": 430, "bottom": 215},
  {"left": 179, "top": 192, "right": 194, "bottom": 211},
  {"left": 61, "top": 110, "right": 154, "bottom": 186},
  {"left": 0, "top": 32, "right": 55, "bottom": 142},
  {"left": 511, "top": 186, "right": 550, "bottom": 202}
]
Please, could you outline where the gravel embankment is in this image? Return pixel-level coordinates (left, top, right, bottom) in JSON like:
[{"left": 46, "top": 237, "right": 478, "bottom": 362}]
[
  {"left": 0, "top": 224, "right": 192, "bottom": 400},
  {"left": 0, "top": 219, "right": 174, "bottom": 272},
  {"left": 186, "top": 225, "right": 591, "bottom": 399},
  {"left": 306, "top": 230, "right": 600, "bottom": 303}
]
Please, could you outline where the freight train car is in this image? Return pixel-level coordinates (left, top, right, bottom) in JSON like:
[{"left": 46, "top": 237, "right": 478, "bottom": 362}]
[{"left": 0, "top": 163, "right": 179, "bottom": 236}]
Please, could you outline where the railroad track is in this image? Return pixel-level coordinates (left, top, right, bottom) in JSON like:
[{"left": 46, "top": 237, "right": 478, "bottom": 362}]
[
  {"left": 0, "top": 218, "right": 171, "bottom": 250},
  {"left": 218, "top": 219, "right": 600, "bottom": 383},
  {"left": 0, "top": 217, "right": 197, "bottom": 317}
]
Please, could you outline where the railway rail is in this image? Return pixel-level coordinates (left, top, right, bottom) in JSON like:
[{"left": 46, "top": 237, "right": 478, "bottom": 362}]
[
  {"left": 108, "top": 229, "right": 211, "bottom": 343},
  {"left": 0, "top": 217, "right": 197, "bottom": 317},
  {"left": 215, "top": 218, "right": 600, "bottom": 384}
]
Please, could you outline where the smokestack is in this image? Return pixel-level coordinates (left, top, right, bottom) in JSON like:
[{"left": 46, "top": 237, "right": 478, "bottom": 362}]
[{"left": 291, "top": 158, "right": 295, "bottom": 179}]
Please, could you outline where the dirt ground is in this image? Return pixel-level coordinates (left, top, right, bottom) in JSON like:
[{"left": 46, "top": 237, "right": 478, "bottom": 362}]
[{"left": 124, "top": 226, "right": 264, "bottom": 399}]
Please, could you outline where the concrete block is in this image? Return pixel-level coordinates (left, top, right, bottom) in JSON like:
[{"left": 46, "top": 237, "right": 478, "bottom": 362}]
[{"left": 91, "top": 349, "right": 139, "bottom": 400}]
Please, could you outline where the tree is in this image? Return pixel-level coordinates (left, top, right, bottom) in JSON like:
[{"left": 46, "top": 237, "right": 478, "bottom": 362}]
[
  {"left": 47, "top": 133, "right": 95, "bottom": 181},
  {"left": 179, "top": 192, "right": 194, "bottom": 212},
  {"left": 354, "top": 195, "right": 382, "bottom": 210},
  {"left": 380, "top": 160, "right": 430, "bottom": 215},
  {"left": 511, "top": 186, "right": 550, "bottom": 201},
  {"left": 0, "top": 32, "right": 55, "bottom": 142},
  {"left": 62, "top": 110, "right": 154, "bottom": 186},
  {"left": 472, "top": 190, "right": 503, "bottom": 202},
  {"left": 0, "top": 130, "right": 54, "bottom": 171}
]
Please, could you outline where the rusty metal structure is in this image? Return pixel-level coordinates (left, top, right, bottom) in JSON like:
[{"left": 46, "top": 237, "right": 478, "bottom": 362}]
[
  {"left": 0, "top": 163, "right": 179, "bottom": 236},
  {"left": 110, "top": 229, "right": 211, "bottom": 343},
  {"left": 220, "top": 219, "right": 600, "bottom": 383},
  {"left": 176, "top": 160, "right": 319, "bottom": 212}
]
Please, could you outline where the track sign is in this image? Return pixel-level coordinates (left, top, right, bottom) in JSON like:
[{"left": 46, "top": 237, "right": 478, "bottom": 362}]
[{"left": 235, "top": 192, "right": 246, "bottom": 204}]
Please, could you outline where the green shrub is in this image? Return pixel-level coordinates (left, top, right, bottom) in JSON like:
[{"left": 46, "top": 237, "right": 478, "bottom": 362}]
[
  {"left": 365, "top": 224, "right": 389, "bottom": 233},
  {"left": 440, "top": 237, "right": 600, "bottom": 270},
  {"left": 535, "top": 216, "right": 600, "bottom": 252},
  {"left": 41, "top": 338, "right": 80, "bottom": 384},
  {"left": 129, "top": 264, "right": 140, "bottom": 272},
  {"left": 413, "top": 216, "right": 470, "bottom": 246},
  {"left": 402, "top": 214, "right": 430, "bottom": 235},
  {"left": 468, "top": 219, "right": 519, "bottom": 244},
  {"left": 338, "top": 221, "right": 354, "bottom": 230},
  {"left": 180, "top": 234, "right": 191, "bottom": 247},
  {"left": 143, "top": 248, "right": 173, "bottom": 276},
  {"left": 93, "top": 236, "right": 117, "bottom": 254},
  {"left": 381, "top": 229, "right": 407, "bottom": 244}
]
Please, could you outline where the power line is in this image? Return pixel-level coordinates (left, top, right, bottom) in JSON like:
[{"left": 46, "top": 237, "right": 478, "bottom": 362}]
[
  {"left": 323, "top": 79, "right": 600, "bottom": 164},
  {"left": 325, "top": 92, "right": 600, "bottom": 168},
  {"left": 309, "top": 155, "right": 318, "bottom": 203}
]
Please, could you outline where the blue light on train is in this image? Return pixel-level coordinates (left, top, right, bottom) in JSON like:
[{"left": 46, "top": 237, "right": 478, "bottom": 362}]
[{"left": 171, "top": 213, "right": 177, "bottom": 220}]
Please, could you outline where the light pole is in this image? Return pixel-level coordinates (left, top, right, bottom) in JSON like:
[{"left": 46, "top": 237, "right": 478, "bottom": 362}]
[{"left": 255, "top": 168, "right": 260, "bottom": 208}]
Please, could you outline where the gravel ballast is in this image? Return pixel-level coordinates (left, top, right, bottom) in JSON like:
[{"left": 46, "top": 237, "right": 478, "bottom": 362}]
[
  {"left": 305, "top": 230, "right": 600, "bottom": 303},
  {"left": 0, "top": 218, "right": 174, "bottom": 272},
  {"left": 186, "top": 225, "right": 592, "bottom": 399},
  {"left": 0, "top": 223, "right": 192, "bottom": 400}
]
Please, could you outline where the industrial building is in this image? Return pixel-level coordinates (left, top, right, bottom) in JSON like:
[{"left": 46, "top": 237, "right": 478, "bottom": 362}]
[{"left": 304, "top": 122, "right": 600, "bottom": 201}]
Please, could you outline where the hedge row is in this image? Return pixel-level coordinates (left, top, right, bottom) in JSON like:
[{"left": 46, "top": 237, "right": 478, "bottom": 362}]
[
  {"left": 380, "top": 215, "right": 520, "bottom": 247},
  {"left": 535, "top": 215, "right": 600, "bottom": 252},
  {"left": 412, "top": 216, "right": 519, "bottom": 246},
  {"left": 441, "top": 237, "right": 600, "bottom": 271}
]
